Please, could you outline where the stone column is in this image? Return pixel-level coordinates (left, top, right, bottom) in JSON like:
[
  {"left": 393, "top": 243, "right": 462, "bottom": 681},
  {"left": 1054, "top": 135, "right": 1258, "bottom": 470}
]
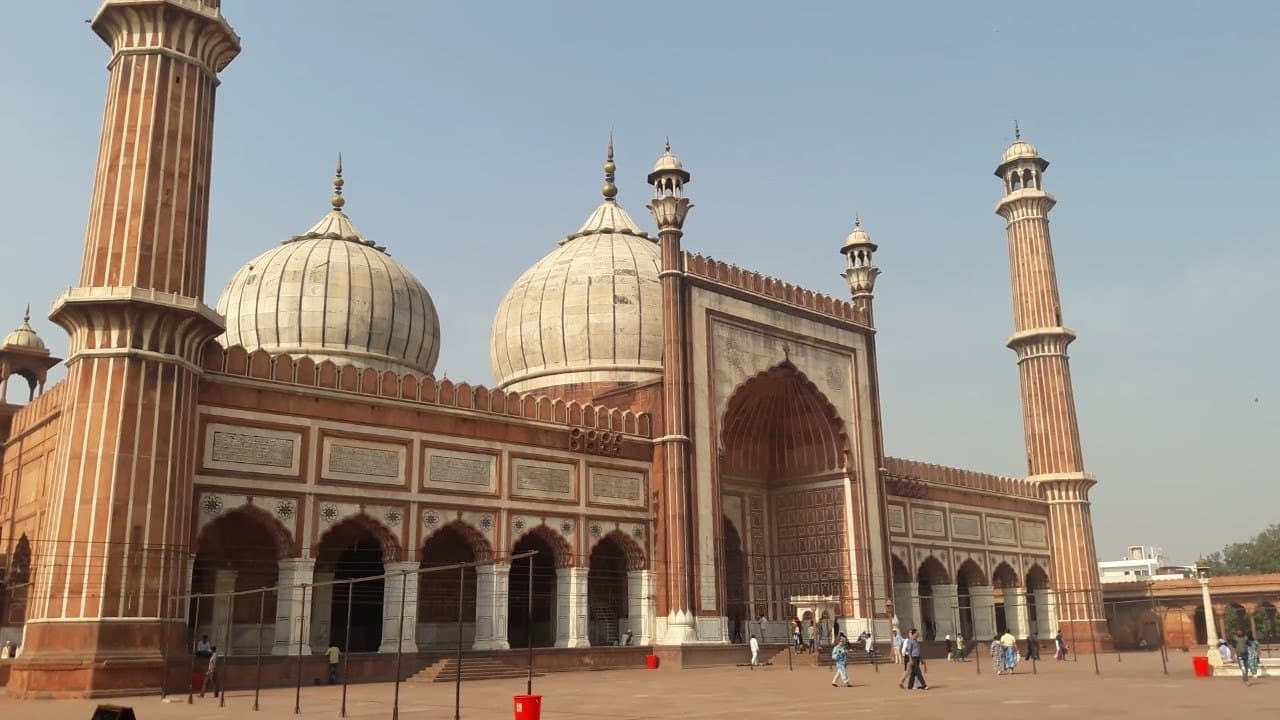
[
  {"left": 1039, "top": 590, "right": 1057, "bottom": 637},
  {"left": 931, "top": 584, "right": 959, "bottom": 640},
  {"left": 273, "top": 558, "right": 315, "bottom": 656},
  {"left": 555, "top": 567, "right": 589, "bottom": 648},
  {"left": 970, "top": 586, "right": 996, "bottom": 641},
  {"left": 210, "top": 569, "right": 237, "bottom": 655},
  {"left": 628, "top": 570, "right": 654, "bottom": 645},
  {"left": 310, "top": 571, "right": 335, "bottom": 653},
  {"left": 1007, "top": 590, "right": 1030, "bottom": 639},
  {"left": 380, "top": 562, "right": 420, "bottom": 654},
  {"left": 473, "top": 563, "right": 511, "bottom": 650},
  {"left": 893, "top": 583, "right": 918, "bottom": 633}
]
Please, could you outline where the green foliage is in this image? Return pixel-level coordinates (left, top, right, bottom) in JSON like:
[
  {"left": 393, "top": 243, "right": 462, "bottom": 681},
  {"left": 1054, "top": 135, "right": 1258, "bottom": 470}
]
[{"left": 1206, "top": 524, "right": 1280, "bottom": 576}]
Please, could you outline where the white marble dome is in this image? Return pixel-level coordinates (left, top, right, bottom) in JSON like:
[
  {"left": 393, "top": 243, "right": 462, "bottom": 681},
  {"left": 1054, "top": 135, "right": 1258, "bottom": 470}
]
[
  {"left": 490, "top": 198, "right": 662, "bottom": 393},
  {"left": 3, "top": 309, "right": 46, "bottom": 351},
  {"left": 216, "top": 205, "right": 440, "bottom": 376},
  {"left": 1002, "top": 138, "right": 1040, "bottom": 164}
]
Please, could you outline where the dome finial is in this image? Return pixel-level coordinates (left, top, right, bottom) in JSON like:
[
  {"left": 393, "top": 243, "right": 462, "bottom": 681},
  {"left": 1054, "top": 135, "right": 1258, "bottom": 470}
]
[
  {"left": 602, "top": 131, "right": 618, "bottom": 200},
  {"left": 1014, "top": 120, "right": 1021, "bottom": 140},
  {"left": 664, "top": 136, "right": 671, "bottom": 153},
  {"left": 331, "top": 153, "right": 346, "bottom": 211},
  {"left": 854, "top": 213, "right": 861, "bottom": 229},
  {"left": 23, "top": 303, "right": 30, "bottom": 325}
]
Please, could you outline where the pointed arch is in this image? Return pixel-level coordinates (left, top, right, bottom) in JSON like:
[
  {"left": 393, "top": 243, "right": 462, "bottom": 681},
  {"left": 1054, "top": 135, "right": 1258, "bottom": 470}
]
[
  {"left": 917, "top": 555, "right": 951, "bottom": 586},
  {"left": 992, "top": 562, "right": 1019, "bottom": 588},
  {"left": 196, "top": 504, "right": 293, "bottom": 560},
  {"left": 891, "top": 554, "right": 912, "bottom": 584},
  {"left": 590, "top": 529, "right": 646, "bottom": 571},
  {"left": 720, "top": 360, "right": 849, "bottom": 478},
  {"left": 421, "top": 519, "right": 492, "bottom": 563},
  {"left": 1025, "top": 563, "right": 1049, "bottom": 590},
  {"left": 511, "top": 524, "right": 574, "bottom": 568},
  {"left": 317, "top": 513, "right": 402, "bottom": 563},
  {"left": 956, "top": 559, "right": 987, "bottom": 588}
]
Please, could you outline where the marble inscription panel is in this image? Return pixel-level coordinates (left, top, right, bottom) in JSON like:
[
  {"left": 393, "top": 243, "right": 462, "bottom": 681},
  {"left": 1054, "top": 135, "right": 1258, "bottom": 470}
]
[
  {"left": 512, "top": 459, "right": 575, "bottom": 500},
  {"left": 203, "top": 423, "right": 301, "bottom": 477},
  {"left": 987, "top": 517, "right": 1016, "bottom": 544},
  {"left": 887, "top": 505, "right": 906, "bottom": 533},
  {"left": 911, "top": 508, "right": 945, "bottom": 536},
  {"left": 589, "top": 468, "right": 644, "bottom": 508},
  {"left": 423, "top": 448, "right": 496, "bottom": 493},
  {"left": 1019, "top": 521, "right": 1047, "bottom": 547},
  {"left": 951, "top": 514, "right": 981, "bottom": 540},
  {"left": 322, "top": 437, "right": 404, "bottom": 485}
]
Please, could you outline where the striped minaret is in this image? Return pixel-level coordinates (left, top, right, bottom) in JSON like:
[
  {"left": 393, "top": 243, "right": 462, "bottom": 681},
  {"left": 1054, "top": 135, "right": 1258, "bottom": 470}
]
[
  {"left": 647, "top": 141, "right": 697, "bottom": 644},
  {"left": 9, "top": 0, "right": 238, "bottom": 697},
  {"left": 995, "top": 129, "right": 1110, "bottom": 649}
]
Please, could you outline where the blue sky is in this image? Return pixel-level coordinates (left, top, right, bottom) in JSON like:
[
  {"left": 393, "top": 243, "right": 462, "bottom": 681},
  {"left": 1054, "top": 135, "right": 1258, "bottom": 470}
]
[{"left": 2, "top": 1, "right": 1276, "bottom": 564}]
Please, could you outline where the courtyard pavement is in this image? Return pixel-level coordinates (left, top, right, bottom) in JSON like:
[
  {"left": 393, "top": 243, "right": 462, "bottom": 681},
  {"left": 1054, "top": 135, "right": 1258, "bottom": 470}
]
[{"left": 3, "top": 651, "right": 1275, "bottom": 719}]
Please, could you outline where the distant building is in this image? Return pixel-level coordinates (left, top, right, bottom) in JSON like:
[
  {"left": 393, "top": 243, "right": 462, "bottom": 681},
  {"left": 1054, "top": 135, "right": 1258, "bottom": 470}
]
[{"left": 1099, "top": 546, "right": 1194, "bottom": 584}]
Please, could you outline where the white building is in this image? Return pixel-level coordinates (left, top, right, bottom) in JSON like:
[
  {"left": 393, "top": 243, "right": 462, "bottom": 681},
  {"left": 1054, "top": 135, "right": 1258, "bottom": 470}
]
[{"left": 1099, "top": 546, "right": 1194, "bottom": 584}]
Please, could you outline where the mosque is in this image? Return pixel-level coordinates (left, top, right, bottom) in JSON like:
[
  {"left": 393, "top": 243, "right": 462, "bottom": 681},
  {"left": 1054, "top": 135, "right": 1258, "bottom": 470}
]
[{"left": 0, "top": 0, "right": 1110, "bottom": 697}]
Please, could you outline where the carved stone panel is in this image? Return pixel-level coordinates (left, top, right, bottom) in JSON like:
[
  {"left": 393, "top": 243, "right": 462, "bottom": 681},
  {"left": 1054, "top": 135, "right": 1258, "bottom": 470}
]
[
  {"left": 423, "top": 448, "right": 497, "bottom": 494},
  {"left": 322, "top": 436, "right": 405, "bottom": 486},
  {"left": 1019, "top": 520, "right": 1047, "bottom": 547},
  {"left": 951, "top": 513, "right": 982, "bottom": 541},
  {"left": 511, "top": 458, "right": 576, "bottom": 501},
  {"left": 203, "top": 423, "right": 302, "bottom": 477},
  {"left": 887, "top": 505, "right": 906, "bottom": 534},
  {"left": 588, "top": 467, "right": 645, "bottom": 508},
  {"left": 911, "top": 508, "right": 945, "bottom": 537},
  {"left": 986, "top": 517, "right": 1016, "bottom": 545}
]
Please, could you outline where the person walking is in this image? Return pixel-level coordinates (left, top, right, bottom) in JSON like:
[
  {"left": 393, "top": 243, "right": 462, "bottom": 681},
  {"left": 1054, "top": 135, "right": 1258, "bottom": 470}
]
[
  {"left": 808, "top": 621, "right": 817, "bottom": 654},
  {"left": 1026, "top": 633, "right": 1041, "bottom": 662},
  {"left": 863, "top": 631, "right": 874, "bottom": 656},
  {"left": 831, "top": 635, "right": 851, "bottom": 687},
  {"left": 749, "top": 634, "right": 760, "bottom": 666},
  {"left": 1053, "top": 630, "right": 1067, "bottom": 660},
  {"left": 326, "top": 644, "right": 341, "bottom": 685},
  {"left": 1232, "top": 630, "right": 1250, "bottom": 684},
  {"left": 759, "top": 614, "right": 768, "bottom": 642},
  {"left": 899, "top": 629, "right": 928, "bottom": 690},
  {"left": 1000, "top": 630, "right": 1018, "bottom": 673},
  {"left": 891, "top": 629, "right": 903, "bottom": 665},
  {"left": 199, "top": 646, "right": 220, "bottom": 698},
  {"left": 1246, "top": 631, "right": 1261, "bottom": 678},
  {"left": 956, "top": 634, "right": 967, "bottom": 661},
  {"left": 991, "top": 636, "right": 1004, "bottom": 675},
  {"left": 944, "top": 634, "right": 954, "bottom": 662}
]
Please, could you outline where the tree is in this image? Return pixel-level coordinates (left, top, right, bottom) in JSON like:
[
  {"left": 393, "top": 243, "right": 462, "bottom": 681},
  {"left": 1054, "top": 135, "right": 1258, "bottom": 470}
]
[{"left": 1206, "top": 524, "right": 1280, "bottom": 576}]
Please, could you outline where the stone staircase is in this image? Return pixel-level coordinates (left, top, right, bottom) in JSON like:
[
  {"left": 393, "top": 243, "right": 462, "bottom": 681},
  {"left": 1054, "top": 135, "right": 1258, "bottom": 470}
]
[
  {"left": 409, "top": 656, "right": 543, "bottom": 684},
  {"left": 772, "top": 645, "right": 891, "bottom": 668}
]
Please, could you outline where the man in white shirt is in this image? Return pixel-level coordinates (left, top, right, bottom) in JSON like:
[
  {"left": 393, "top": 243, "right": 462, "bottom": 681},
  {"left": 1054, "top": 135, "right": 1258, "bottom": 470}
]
[{"left": 749, "top": 634, "right": 760, "bottom": 666}]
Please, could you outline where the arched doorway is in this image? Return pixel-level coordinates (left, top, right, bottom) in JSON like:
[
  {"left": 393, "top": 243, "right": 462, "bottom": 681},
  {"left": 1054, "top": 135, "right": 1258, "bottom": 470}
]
[
  {"left": 1193, "top": 606, "right": 1208, "bottom": 645},
  {"left": 587, "top": 533, "right": 638, "bottom": 646},
  {"left": 956, "top": 560, "right": 986, "bottom": 641},
  {"left": 317, "top": 517, "right": 394, "bottom": 653},
  {"left": 991, "top": 562, "right": 1019, "bottom": 636},
  {"left": 1223, "top": 603, "right": 1249, "bottom": 639},
  {"left": 508, "top": 530, "right": 562, "bottom": 648},
  {"left": 917, "top": 556, "right": 949, "bottom": 641},
  {"left": 723, "top": 518, "right": 748, "bottom": 643},
  {"left": 718, "top": 361, "right": 852, "bottom": 621},
  {"left": 419, "top": 523, "right": 488, "bottom": 648},
  {"left": 1025, "top": 564, "right": 1049, "bottom": 635},
  {"left": 4, "top": 535, "right": 32, "bottom": 626},
  {"left": 192, "top": 509, "right": 287, "bottom": 653}
]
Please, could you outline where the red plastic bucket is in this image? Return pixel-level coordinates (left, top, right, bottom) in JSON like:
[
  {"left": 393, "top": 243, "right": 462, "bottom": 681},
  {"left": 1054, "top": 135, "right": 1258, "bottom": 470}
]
[
  {"left": 514, "top": 694, "right": 542, "bottom": 720},
  {"left": 645, "top": 654, "right": 660, "bottom": 670},
  {"left": 1192, "top": 656, "right": 1210, "bottom": 677}
]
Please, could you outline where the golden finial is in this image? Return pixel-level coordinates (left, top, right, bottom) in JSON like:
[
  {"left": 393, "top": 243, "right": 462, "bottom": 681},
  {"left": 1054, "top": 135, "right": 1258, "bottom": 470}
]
[
  {"left": 602, "top": 132, "right": 618, "bottom": 200},
  {"left": 1014, "top": 121, "right": 1021, "bottom": 140},
  {"left": 22, "top": 303, "right": 30, "bottom": 325},
  {"left": 331, "top": 153, "right": 346, "bottom": 210}
]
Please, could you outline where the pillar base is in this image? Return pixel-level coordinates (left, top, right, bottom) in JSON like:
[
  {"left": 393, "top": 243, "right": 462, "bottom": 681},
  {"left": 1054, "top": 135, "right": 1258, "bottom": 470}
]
[{"left": 6, "top": 619, "right": 186, "bottom": 699}]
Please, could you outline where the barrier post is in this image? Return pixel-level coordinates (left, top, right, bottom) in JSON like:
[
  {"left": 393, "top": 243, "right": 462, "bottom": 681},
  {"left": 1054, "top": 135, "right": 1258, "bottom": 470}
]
[
  {"left": 455, "top": 565, "right": 465, "bottom": 720},
  {"left": 393, "top": 569, "right": 407, "bottom": 720},
  {"left": 293, "top": 584, "right": 307, "bottom": 715},
  {"left": 188, "top": 594, "right": 200, "bottom": 705},
  {"left": 341, "top": 580, "right": 352, "bottom": 718},
  {"left": 221, "top": 588, "right": 234, "bottom": 707},
  {"left": 254, "top": 589, "right": 264, "bottom": 711},
  {"left": 526, "top": 552, "right": 534, "bottom": 696}
]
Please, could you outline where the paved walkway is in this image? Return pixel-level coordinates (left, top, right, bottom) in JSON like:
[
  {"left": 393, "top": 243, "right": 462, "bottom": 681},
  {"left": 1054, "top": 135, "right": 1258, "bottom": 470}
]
[{"left": 3, "top": 652, "right": 1275, "bottom": 718}]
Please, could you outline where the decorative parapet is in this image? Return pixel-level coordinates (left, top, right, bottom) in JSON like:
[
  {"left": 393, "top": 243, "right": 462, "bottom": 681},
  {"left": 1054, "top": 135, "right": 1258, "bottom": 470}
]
[
  {"left": 201, "top": 345, "right": 653, "bottom": 438},
  {"left": 683, "top": 252, "right": 870, "bottom": 326},
  {"left": 884, "top": 456, "right": 1043, "bottom": 500},
  {"left": 5, "top": 382, "right": 66, "bottom": 440}
]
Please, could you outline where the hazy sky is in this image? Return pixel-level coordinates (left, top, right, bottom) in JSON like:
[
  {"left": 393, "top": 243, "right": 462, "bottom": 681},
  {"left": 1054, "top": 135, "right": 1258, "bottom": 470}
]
[{"left": 2, "top": 2, "right": 1276, "bottom": 564}]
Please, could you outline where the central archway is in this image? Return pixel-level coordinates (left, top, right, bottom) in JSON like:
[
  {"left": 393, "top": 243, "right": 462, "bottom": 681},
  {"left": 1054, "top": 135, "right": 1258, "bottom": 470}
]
[
  {"left": 508, "top": 528, "right": 568, "bottom": 649},
  {"left": 917, "top": 557, "right": 950, "bottom": 642},
  {"left": 718, "top": 361, "right": 853, "bottom": 621},
  {"left": 191, "top": 509, "right": 289, "bottom": 654},
  {"left": 418, "top": 522, "right": 489, "bottom": 648},
  {"left": 723, "top": 518, "right": 748, "bottom": 643}
]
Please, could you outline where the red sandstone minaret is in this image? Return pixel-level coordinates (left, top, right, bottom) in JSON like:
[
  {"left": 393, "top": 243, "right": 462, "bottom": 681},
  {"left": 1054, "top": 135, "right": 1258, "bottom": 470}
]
[
  {"left": 9, "top": 0, "right": 239, "bottom": 697},
  {"left": 995, "top": 128, "right": 1110, "bottom": 648},
  {"left": 647, "top": 141, "right": 697, "bottom": 644}
]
